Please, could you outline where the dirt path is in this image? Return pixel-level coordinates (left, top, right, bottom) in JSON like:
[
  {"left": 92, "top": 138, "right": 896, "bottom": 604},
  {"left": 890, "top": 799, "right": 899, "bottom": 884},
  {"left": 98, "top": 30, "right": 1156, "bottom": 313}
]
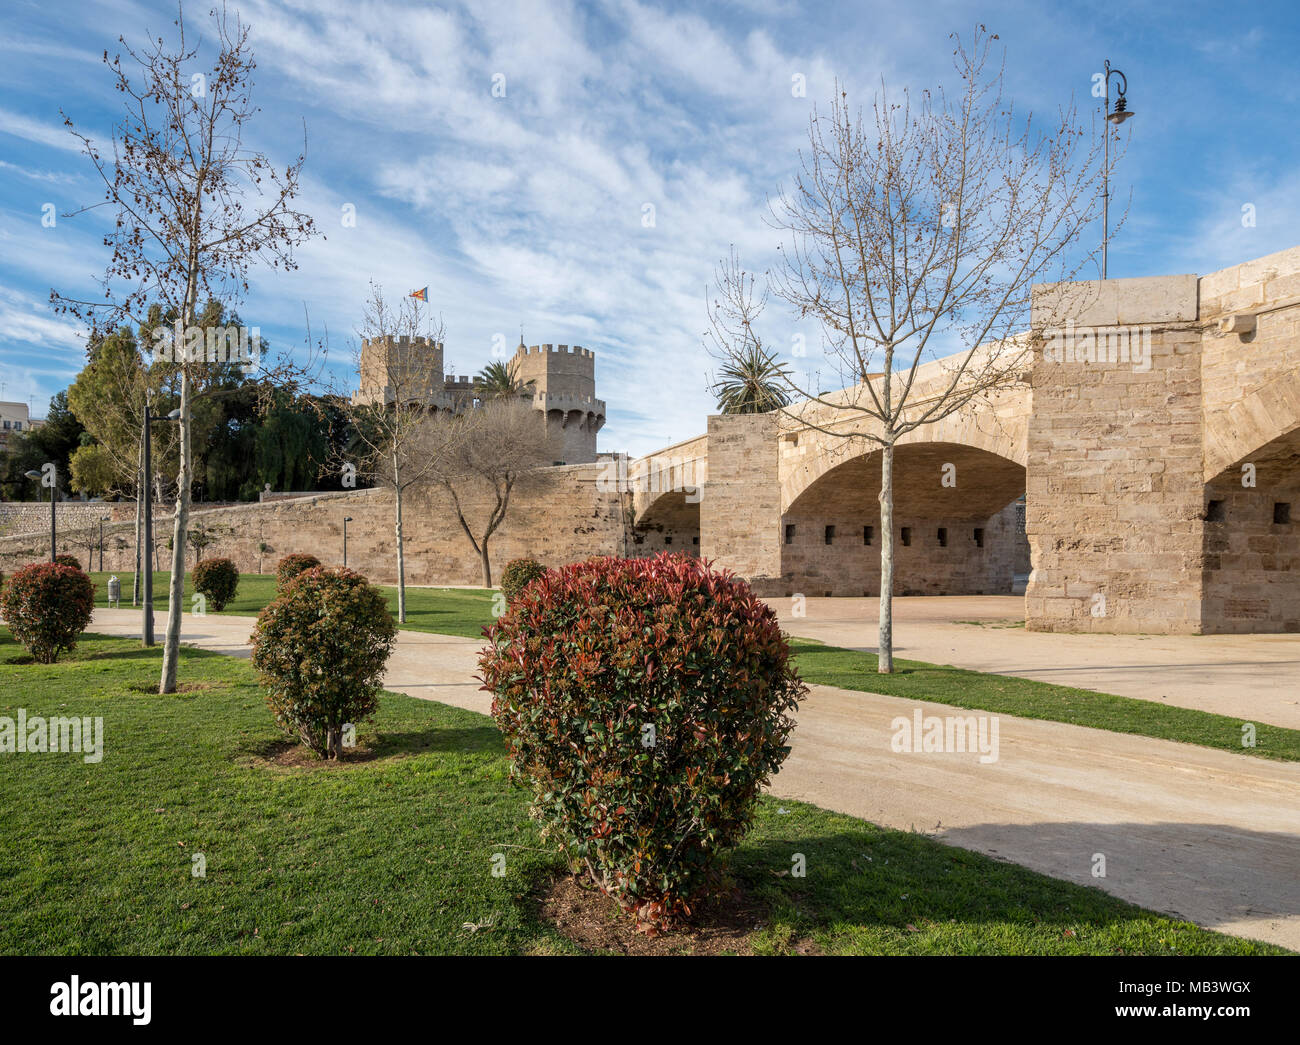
[
  {"left": 91, "top": 608, "right": 1300, "bottom": 951},
  {"left": 771, "top": 595, "right": 1300, "bottom": 730}
]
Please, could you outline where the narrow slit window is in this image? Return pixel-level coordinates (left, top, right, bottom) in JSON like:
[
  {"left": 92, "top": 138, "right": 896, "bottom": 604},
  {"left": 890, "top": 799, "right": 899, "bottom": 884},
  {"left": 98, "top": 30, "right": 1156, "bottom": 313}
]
[
  {"left": 863, "top": 525, "right": 873, "bottom": 546},
  {"left": 937, "top": 527, "right": 948, "bottom": 547},
  {"left": 784, "top": 524, "right": 795, "bottom": 545},
  {"left": 973, "top": 527, "right": 985, "bottom": 548},
  {"left": 824, "top": 525, "right": 835, "bottom": 545},
  {"left": 900, "top": 527, "right": 912, "bottom": 547},
  {"left": 1274, "top": 502, "right": 1292, "bottom": 525},
  {"left": 1206, "top": 500, "right": 1226, "bottom": 522}
]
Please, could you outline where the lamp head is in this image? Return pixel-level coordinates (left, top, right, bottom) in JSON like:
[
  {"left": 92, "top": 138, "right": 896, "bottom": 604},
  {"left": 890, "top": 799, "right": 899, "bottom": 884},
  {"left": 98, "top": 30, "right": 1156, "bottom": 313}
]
[
  {"left": 166, "top": 408, "right": 182, "bottom": 421},
  {"left": 1107, "top": 94, "right": 1134, "bottom": 125},
  {"left": 24, "top": 469, "right": 42, "bottom": 480}
]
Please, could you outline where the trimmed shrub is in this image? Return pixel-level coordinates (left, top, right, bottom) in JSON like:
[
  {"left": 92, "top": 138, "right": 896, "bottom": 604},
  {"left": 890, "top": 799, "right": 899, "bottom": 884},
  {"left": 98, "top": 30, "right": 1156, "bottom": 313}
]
[
  {"left": 192, "top": 557, "right": 240, "bottom": 612},
  {"left": 499, "top": 557, "right": 546, "bottom": 604},
  {"left": 479, "top": 552, "right": 807, "bottom": 931},
  {"left": 53, "top": 553, "right": 82, "bottom": 571},
  {"left": 275, "top": 553, "right": 321, "bottom": 592},
  {"left": 251, "top": 567, "right": 396, "bottom": 759},
  {"left": 0, "top": 562, "right": 96, "bottom": 663}
]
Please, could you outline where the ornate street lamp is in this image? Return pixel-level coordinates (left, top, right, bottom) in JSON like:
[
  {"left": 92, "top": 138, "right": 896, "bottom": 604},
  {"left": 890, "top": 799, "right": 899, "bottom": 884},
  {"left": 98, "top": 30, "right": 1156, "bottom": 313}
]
[{"left": 1102, "top": 59, "right": 1136, "bottom": 280}]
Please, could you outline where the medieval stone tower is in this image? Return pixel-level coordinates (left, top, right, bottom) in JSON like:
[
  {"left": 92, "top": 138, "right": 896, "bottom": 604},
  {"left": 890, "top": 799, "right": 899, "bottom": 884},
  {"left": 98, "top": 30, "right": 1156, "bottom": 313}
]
[
  {"left": 511, "top": 341, "right": 605, "bottom": 465},
  {"left": 353, "top": 335, "right": 606, "bottom": 464},
  {"left": 354, "top": 336, "right": 454, "bottom": 410}
]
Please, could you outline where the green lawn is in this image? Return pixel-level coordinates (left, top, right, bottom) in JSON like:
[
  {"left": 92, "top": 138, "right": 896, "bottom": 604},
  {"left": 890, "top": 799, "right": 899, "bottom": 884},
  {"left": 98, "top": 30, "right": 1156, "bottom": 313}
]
[
  {"left": 88, "top": 571, "right": 497, "bottom": 640},
  {"left": 0, "top": 630, "right": 1285, "bottom": 955},
  {"left": 791, "top": 639, "right": 1300, "bottom": 762},
  {"left": 88, "top": 572, "right": 1300, "bottom": 762}
]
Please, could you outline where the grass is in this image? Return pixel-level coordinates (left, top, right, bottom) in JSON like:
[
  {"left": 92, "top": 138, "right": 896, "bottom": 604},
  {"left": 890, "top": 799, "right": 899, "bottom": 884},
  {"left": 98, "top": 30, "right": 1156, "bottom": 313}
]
[
  {"left": 89, "top": 571, "right": 1300, "bottom": 762},
  {"left": 0, "top": 630, "right": 1286, "bottom": 956},
  {"left": 87, "top": 570, "right": 497, "bottom": 640},
  {"left": 790, "top": 639, "right": 1300, "bottom": 762}
]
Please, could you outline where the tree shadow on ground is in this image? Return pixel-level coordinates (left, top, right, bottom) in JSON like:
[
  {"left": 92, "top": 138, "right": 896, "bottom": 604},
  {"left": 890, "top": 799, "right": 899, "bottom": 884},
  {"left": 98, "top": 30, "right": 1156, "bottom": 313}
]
[{"left": 235, "top": 724, "right": 504, "bottom": 769}]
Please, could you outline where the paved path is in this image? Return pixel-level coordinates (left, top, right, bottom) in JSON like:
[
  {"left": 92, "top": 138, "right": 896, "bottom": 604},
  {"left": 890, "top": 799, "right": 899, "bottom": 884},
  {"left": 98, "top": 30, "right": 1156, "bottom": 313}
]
[
  {"left": 92, "top": 608, "right": 1300, "bottom": 950},
  {"left": 771, "top": 595, "right": 1300, "bottom": 730}
]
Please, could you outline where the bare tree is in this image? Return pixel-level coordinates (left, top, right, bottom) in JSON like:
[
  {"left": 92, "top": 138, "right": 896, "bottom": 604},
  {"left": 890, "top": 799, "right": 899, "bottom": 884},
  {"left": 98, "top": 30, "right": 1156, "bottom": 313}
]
[
  {"left": 334, "top": 283, "right": 457, "bottom": 623},
  {"left": 54, "top": 4, "right": 317, "bottom": 692},
  {"left": 708, "top": 28, "right": 1117, "bottom": 672},
  {"left": 423, "top": 399, "right": 547, "bottom": 588}
]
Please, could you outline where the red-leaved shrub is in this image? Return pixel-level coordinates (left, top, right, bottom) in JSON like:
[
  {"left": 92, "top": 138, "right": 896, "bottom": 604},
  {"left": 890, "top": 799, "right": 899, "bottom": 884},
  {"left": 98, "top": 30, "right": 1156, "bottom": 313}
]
[
  {"left": 0, "top": 562, "right": 96, "bottom": 663},
  {"left": 479, "top": 552, "right": 806, "bottom": 931},
  {"left": 275, "top": 553, "right": 321, "bottom": 592},
  {"left": 192, "top": 557, "right": 240, "bottom": 612},
  {"left": 251, "top": 567, "right": 396, "bottom": 759}
]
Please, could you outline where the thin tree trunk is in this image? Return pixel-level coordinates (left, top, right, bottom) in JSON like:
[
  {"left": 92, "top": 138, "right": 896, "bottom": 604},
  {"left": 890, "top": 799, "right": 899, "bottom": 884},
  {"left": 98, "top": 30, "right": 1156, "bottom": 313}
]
[
  {"left": 160, "top": 368, "right": 191, "bottom": 693},
  {"left": 480, "top": 541, "right": 492, "bottom": 588},
  {"left": 394, "top": 472, "right": 406, "bottom": 624},
  {"left": 878, "top": 442, "right": 895, "bottom": 674}
]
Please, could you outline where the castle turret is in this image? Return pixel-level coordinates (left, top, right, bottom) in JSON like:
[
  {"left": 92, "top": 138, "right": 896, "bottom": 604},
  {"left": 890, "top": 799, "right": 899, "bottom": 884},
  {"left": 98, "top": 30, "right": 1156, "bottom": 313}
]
[
  {"left": 353, "top": 335, "right": 451, "bottom": 409},
  {"left": 352, "top": 334, "right": 605, "bottom": 465},
  {"left": 512, "top": 342, "right": 606, "bottom": 464}
]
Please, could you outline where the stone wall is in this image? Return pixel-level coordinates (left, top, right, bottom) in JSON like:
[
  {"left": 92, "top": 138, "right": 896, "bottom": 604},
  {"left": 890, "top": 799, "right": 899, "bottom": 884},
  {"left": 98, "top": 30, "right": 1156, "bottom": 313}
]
[
  {"left": 0, "top": 469, "right": 630, "bottom": 585},
  {"left": 1202, "top": 459, "right": 1300, "bottom": 632},
  {"left": 780, "top": 499, "right": 1024, "bottom": 597},
  {"left": 1197, "top": 248, "right": 1300, "bottom": 633},
  {"left": 700, "top": 413, "right": 783, "bottom": 590},
  {"left": 1025, "top": 277, "right": 1207, "bottom": 633}
]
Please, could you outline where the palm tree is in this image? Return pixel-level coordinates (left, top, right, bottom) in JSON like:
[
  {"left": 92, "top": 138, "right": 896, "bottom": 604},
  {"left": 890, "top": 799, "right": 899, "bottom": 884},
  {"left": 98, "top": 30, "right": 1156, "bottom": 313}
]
[
  {"left": 475, "top": 359, "right": 535, "bottom": 401},
  {"left": 711, "top": 342, "right": 791, "bottom": 413}
]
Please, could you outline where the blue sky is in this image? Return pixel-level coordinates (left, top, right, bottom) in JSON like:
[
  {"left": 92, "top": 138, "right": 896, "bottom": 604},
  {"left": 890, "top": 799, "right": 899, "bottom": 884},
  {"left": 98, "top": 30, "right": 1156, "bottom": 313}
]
[{"left": 1, "top": 0, "right": 1298, "bottom": 455}]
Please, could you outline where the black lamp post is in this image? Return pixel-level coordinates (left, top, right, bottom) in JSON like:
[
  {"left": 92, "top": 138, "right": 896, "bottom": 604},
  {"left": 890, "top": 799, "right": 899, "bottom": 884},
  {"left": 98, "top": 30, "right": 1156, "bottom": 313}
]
[
  {"left": 343, "top": 516, "right": 353, "bottom": 567},
  {"left": 99, "top": 515, "right": 111, "bottom": 571},
  {"left": 1101, "top": 59, "right": 1136, "bottom": 280},
  {"left": 23, "top": 468, "right": 55, "bottom": 562},
  {"left": 142, "top": 401, "right": 182, "bottom": 647}
]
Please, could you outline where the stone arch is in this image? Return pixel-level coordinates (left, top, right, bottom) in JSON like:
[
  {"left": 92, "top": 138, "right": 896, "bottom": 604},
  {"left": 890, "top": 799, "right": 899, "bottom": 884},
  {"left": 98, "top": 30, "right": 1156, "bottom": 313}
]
[
  {"left": 1200, "top": 424, "right": 1300, "bottom": 633},
  {"left": 781, "top": 410, "right": 1027, "bottom": 514},
  {"left": 779, "top": 441, "right": 1028, "bottom": 597},
  {"left": 631, "top": 488, "right": 701, "bottom": 557},
  {"left": 1203, "top": 370, "right": 1300, "bottom": 482}
]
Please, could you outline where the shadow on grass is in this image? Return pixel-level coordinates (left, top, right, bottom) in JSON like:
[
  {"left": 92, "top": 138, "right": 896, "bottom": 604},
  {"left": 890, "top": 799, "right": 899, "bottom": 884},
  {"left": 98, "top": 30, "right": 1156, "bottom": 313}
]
[
  {"left": 724, "top": 822, "right": 1296, "bottom": 952},
  {"left": 236, "top": 724, "right": 504, "bottom": 769},
  {"left": 370, "top": 724, "right": 504, "bottom": 758}
]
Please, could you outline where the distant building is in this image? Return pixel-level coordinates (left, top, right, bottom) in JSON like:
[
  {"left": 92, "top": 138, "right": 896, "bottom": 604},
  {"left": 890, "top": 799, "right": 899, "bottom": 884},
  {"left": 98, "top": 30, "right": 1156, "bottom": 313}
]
[{"left": 0, "top": 402, "right": 41, "bottom": 447}]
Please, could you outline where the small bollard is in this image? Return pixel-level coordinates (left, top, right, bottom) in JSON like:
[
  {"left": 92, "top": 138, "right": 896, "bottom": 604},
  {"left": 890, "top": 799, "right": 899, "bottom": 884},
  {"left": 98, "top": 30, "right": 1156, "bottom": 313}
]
[{"left": 107, "top": 575, "right": 121, "bottom": 608}]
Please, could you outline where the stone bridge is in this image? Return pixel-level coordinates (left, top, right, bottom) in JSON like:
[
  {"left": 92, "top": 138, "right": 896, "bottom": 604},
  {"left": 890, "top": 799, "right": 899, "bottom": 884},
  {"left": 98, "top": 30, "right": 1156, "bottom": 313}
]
[{"left": 631, "top": 245, "right": 1300, "bottom": 634}]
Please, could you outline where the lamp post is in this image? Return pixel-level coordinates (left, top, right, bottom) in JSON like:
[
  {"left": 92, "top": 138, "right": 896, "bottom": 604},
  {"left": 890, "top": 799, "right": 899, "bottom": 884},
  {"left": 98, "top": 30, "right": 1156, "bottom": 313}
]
[
  {"left": 343, "top": 517, "right": 353, "bottom": 567},
  {"left": 1101, "top": 59, "right": 1135, "bottom": 280},
  {"left": 99, "top": 515, "right": 111, "bottom": 571},
  {"left": 23, "top": 468, "right": 55, "bottom": 562},
  {"left": 141, "top": 401, "right": 182, "bottom": 647}
]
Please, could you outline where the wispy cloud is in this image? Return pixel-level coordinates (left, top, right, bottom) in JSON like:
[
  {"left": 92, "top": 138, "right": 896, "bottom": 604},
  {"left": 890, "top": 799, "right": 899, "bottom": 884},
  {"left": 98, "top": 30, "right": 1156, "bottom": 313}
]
[{"left": 1, "top": 0, "right": 1299, "bottom": 453}]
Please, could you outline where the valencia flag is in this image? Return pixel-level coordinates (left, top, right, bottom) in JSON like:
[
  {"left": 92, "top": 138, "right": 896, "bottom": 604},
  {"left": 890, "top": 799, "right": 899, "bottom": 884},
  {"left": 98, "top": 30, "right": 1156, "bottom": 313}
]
[{"left": 409, "top": 287, "right": 428, "bottom": 302}]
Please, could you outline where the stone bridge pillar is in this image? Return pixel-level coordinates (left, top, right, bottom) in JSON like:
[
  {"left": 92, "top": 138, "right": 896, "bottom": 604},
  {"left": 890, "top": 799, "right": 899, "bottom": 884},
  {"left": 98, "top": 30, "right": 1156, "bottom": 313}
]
[
  {"left": 1026, "top": 275, "right": 1206, "bottom": 633},
  {"left": 700, "top": 413, "right": 783, "bottom": 592}
]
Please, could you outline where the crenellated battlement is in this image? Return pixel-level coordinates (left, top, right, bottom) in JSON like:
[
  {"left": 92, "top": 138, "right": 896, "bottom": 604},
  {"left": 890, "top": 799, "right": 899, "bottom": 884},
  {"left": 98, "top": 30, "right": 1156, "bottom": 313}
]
[
  {"left": 353, "top": 331, "right": 604, "bottom": 463},
  {"left": 515, "top": 343, "right": 595, "bottom": 359}
]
